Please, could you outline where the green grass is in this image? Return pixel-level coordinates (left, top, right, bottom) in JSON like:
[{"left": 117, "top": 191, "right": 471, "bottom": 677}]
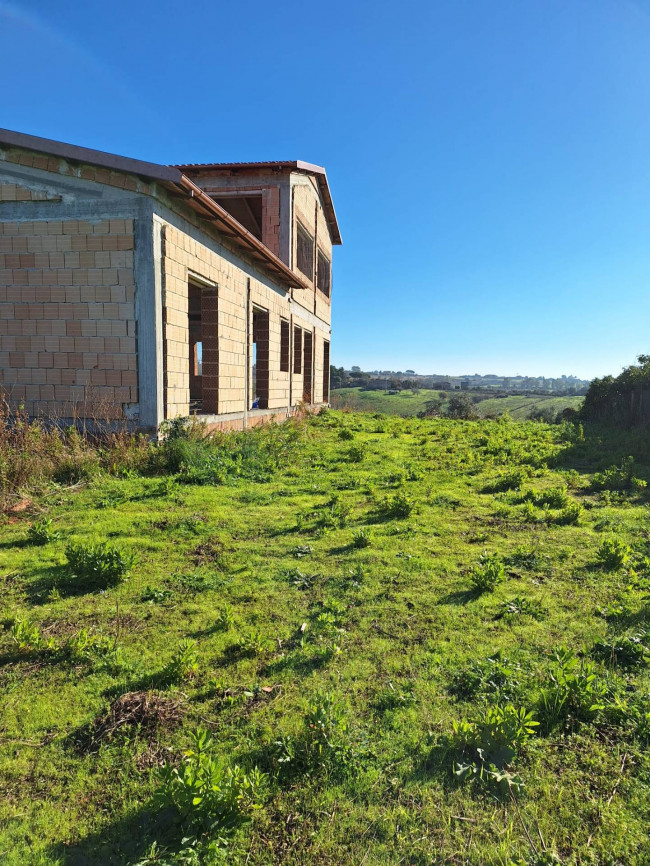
[
  {"left": 2, "top": 412, "right": 650, "bottom": 864},
  {"left": 332, "top": 386, "right": 583, "bottom": 419}
]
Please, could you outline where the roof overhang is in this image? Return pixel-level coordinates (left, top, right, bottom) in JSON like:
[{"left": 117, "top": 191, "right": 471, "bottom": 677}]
[
  {"left": 174, "top": 160, "right": 343, "bottom": 246},
  {"left": 0, "top": 128, "right": 308, "bottom": 290}
]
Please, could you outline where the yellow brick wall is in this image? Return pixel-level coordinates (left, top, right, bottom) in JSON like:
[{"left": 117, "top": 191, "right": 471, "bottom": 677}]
[
  {"left": 0, "top": 219, "right": 136, "bottom": 418},
  {"left": 292, "top": 178, "right": 332, "bottom": 325},
  {"left": 161, "top": 222, "right": 329, "bottom": 419},
  {"left": 0, "top": 183, "right": 61, "bottom": 202}
]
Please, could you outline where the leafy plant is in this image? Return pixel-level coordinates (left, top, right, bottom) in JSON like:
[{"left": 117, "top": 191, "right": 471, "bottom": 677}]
[
  {"left": 376, "top": 491, "right": 414, "bottom": 519},
  {"left": 591, "top": 633, "right": 649, "bottom": 669},
  {"left": 592, "top": 457, "right": 647, "bottom": 492},
  {"left": 346, "top": 444, "right": 365, "bottom": 463},
  {"left": 596, "top": 537, "right": 631, "bottom": 571},
  {"left": 27, "top": 517, "right": 60, "bottom": 545},
  {"left": 470, "top": 551, "right": 505, "bottom": 593},
  {"left": 351, "top": 528, "right": 371, "bottom": 549},
  {"left": 157, "top": 727, "right": 265, "bottom": 834},
  {"left": 10, "top": 618, "right": 54, "bottom": 652},
  {"left": 142, "top": 585, "right": 175, "bottom": 604},
  {"left": 165, "top": 639, "right": 200, "bottom": 682},
  {"left": 538, "top": 648, "right": 606, "bottom": 731},
  {"left": 548, "top": 502, "right": 583, "bottom": 526},
  {"left": 450, "top": 654, "right": 523, "bottom": 702},
  {"left": 452, "top": 703, "right": 538, "bottom": 788},
  {"left": 65, "top": 540, "right": 136, "bottom": 587}
]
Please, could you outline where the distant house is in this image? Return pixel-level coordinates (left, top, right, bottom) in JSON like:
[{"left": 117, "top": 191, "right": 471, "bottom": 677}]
[{"left": 0, "top": 129, "right": 341, "bottom": 430}]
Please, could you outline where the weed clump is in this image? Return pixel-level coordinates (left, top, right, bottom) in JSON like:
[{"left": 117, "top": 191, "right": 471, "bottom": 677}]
[
  {"left": 65, "top": 540, "right": 136, "bottom": 587},
  {"left": 27, "top": 517, "right": 60, "bottom": 545},
  {"left": 596, "top": 537, "right": 631, "bottom": 571},
  {"left": 470, "top": 551, "right": 505, "bottom": 593},
  {"left": 157, "top": 727, "right": 265, "bottom": 835},
  {"left": 451, "top": 703, "right": 538, "bottom": 789},
  {"left": 376, "top": 491, "right": 414, "bottom": 520},
  {"left": 538, "top": 649, "right": 606, "bottom": 731}
]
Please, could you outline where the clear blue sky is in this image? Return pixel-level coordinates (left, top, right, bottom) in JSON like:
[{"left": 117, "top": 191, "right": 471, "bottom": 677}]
[{"left": 2, "top": 0, "right": 650, "bottom": 379}]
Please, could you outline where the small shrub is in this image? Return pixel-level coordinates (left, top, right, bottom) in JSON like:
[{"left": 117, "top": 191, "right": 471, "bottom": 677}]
[
  {"left": 346, "top": 444, "right": 365, "bottom": 463},
  {"left": 141, "top": 585, "right": 174, "bottom": 604},
  {"left": 157, "top": 727, "right": 265, "bottom": 834},
  {"left": 596, "top": 538, "right": 631, "bottom": 571},
  {"left": 452, "top": 703, "right": 538, "bottom": 788},
  {"left": 10, "top": 618, "right": 53, "bottom": 652},
  {"left": 524, "top": 486, "right": 569, "bottom": 509},
  {"left": 236, "top": 629, "right": 268, "bottom": 656},
  {"left": 450, "top": 654, "right": 522, "bottom": 702},
  {"left": 549, "top": 502, "right": 583, "bottom": 526},
  {"left": 351, "top": 528, "right": 371, "bottom": 549},
  {"left": 538, "top": 649, "right": 606, "bottom": 731},
  {"left": 27, "top": 517, "right": 60, "bottom": 545},
  {"left": 165, "top": 639, "right": 200, "bottom": 682},
  {"left": 377, "top": 491, "right": 414, "bottom": 520},
  {"left": 483, "top": 470, "right": 527, "bottom": 493},
  {"left": 592, "top": 456, "right": 647, "bottom": 492},
  {"left": 338, "top": 428, "right": 355, "bottom": 441},
  {"left": 65, "top": 540, "right": 136, "bottom": 587},
  {"left": 215, "top": 605, "right": 235, "bottom": 631},
  {"left": 470, "top": 551, "right": 505, "bottom": 593}
]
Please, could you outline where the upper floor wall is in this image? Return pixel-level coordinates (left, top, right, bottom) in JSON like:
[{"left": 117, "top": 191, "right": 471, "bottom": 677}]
[{"left": 176, "top": 162, "right": 341, "bottom": 327}]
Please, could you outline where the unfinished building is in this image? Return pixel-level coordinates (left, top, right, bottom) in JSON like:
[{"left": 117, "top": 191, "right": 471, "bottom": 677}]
[{"left": 0, "top": 129, "right": 341, "bottom": 430}]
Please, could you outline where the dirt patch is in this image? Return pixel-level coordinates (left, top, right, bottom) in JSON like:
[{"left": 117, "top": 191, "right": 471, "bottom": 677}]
[
  {"left": 192, "top": 537, "right": 226, "bottom": 568},
  {"left": 82, "top": 690, "right": 184, "bottom": 752}
]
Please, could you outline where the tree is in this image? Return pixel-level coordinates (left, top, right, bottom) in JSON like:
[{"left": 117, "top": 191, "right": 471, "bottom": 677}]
[{"left": 446, "top": 393, "right": 477, "bottom": 420}]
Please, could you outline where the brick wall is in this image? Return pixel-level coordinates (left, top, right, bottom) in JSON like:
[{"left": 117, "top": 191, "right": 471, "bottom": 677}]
[
  {"left": 292, "top": 178, "right": 332, "bottom": 325},
  {"left": 1, "top": 183, "right": 61, "bottom": 202},
  {"left": 0, "top": 219, "right": 137, "bottom": 419},
  {"left": 161, "top": 221, "right": 329, "bottom": 419}
]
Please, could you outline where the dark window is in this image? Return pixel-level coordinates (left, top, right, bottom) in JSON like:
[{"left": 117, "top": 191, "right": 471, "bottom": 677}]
[
  {"left": 323, "top": 340, "right": 330, "bottom": 401},
  {"left": 280, "top": 318, "right": 290, "bottom": 373},
  {"left": 317, "top": 250, "right": 330, "bottom": 297},
  {"left": 213, "top": 195, "right": 263, "bottom": 240},
  {"left": 293, "top": 326, "right": 302, "bottom": 374},
  {"left": 296, "top": 223, "right": 314, "bottom": 280},
  {"left": 252, "top": 306, "right": 269, "bottom": 410}
]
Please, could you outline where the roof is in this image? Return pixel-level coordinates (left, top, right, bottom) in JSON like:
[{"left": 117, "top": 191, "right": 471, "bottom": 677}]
[
  {"left": 174, "top": 160, "right": 343, "bottom": 246},
  {"left": 0, "top": 128, "right": 309, "bottom": 290}
]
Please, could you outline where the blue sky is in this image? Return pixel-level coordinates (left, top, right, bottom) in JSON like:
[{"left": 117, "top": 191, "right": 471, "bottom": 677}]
[{"left": 2, "top": 0, "right": 650, "bottom": 378}]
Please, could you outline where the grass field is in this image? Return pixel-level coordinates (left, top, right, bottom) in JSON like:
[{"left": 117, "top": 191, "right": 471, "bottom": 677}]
[
  {"left": 2, "top": 412, "right": 650, "bottom": 864},
  {"left": 331, "top": 387, "right": 584, "bottom": 419}
]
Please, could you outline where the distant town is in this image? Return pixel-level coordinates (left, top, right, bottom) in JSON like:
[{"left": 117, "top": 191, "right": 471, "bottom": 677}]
[{"left": 331, "top": 366, "right": 590, "bottom": 395}]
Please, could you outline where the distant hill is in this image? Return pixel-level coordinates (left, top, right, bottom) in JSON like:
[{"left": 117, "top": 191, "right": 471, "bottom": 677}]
[{"left": 331, "top": 387, "right": 583, "bottom": 419}]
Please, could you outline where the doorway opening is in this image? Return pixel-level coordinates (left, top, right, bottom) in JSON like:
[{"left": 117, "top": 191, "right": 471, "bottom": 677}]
[
  {"left": 189, "top": 283, "right": 202, "bottom": 413},
  {"left": 303, "top": 330, "right": 313, "bottom": 403},
  {"left": 252, "top": 306, "right": 269, "bottom": 409}
]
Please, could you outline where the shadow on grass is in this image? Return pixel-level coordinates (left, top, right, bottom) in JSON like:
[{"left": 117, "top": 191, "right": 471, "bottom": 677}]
[
  {"left": 261, "top": 647, "right": 333, "bottom": 678},
  {"left": 23, "top": 564, "right": 121, "bottom": 604},
  {"left": 47, "top": 803, "right": 182, "bottom": 866},
  {"left": 437, "top": 588, "right": 481, "bottom": 605}
]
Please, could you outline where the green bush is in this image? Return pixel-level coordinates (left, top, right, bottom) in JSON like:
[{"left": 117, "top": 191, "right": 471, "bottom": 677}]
[
  {"left": 452, "top": 703, "right": 538, "bottom": 788},
  {"left": 346, "top": 444, "right": 365, "bottom": 463},
  {"left": 376, "top": 491, "right": 414, "bottom": 519},
  {"left": 470, "top": 551, "right": 505, "bottom": 593},
  {"left": 65, "top": 540, "right": 136, "bottom": 587},
  {"left": 27, "top": 517, "right": 60, "bottom": 545},
  {"left": 351, "top": 528, "right": 371, "bottom": 548},
  {"left": 157, "top": 727, "right": 265, "bottom": 834},
  {"left": 538, "top": 649, "right": 606, "bottom": 731},
  {"left": 596, "top": 538, "right": 631, "bottom": 571},
  {"left": 165, "top": 639, "right": 200, "bottom": 682}
]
